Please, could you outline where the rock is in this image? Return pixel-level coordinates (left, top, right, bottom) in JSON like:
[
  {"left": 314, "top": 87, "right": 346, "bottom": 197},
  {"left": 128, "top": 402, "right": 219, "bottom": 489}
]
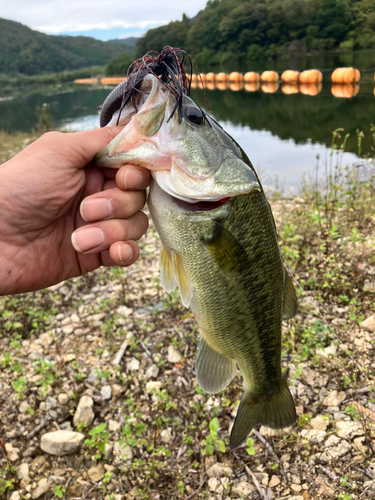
[
  {"left": 127, "top": 357, "right": 140, "bottom": 371},
  {"left": 336, "top": 420, "right": 364, "bottom": 439},
  {"left": 316, "top": 435, "right": 351, "bottom": 462},
  {"left": 323, "top": 390, "right": 346, "bottom": 407},
  {"left": 269, "top": 475, "right": 280, "bottom": 487},
  {"left": 116, "top": 305, "right": 133, "bottom": 316},
  {"left": 291, "top": 484, "right": 302, "bottom": 493},
  {"left": 18, "top": 463, "right": 29, "bottom": 479},
  {"left": 104, "top": 464, "right": 118, "bottom": 474},
  {"left": 73, "top": 395, "right": 95, "bottom": 428},
  {"left": 301, "top": 429, "right": 326, "bottom": 443},
  {"left": 232, "top": 481, "right": 256, "bottom": 496},
  {"left": 87, "top": 369, "right": 99, "bottom": 384},
  {"left": 145, "top": 364, "right": 159, "bottom": 380},
  {"left": 145, "top": 381, "right": 162, "bottom": 394},
  {"left": 167, "top": 346, "right": 181, "bottom": 363},
  {"left": 30, "top": 455, "right": 47, "bottom": 470},
  {"left": 10, "top": 492, "right": 20, "bottom": 500},
  {"left": 39, "top": 333, "right": 53, "bottom": 346},
  {"left": 70, "top": 313, "right": 81, "bottom": 324},
  {"left": 5, "top": 443, "right": 20, "bottom": 461},
  {"left": 113, "top": 441, "right": 133, "bottom": 466},
  {"left": 317, "top": 343, "right": 337, "bottom": 358},
  {"left": 360, "top": 315, "right": 375, "bottom": 332},
  {"left": 206, "top": 462, "right": 232, "bottom": 478},
  {"left": 68, "top": 483, "right": 83, "bottom": 497},
  {"left": 254, "top": 472, "right": 269, "bottom": 486},
  {"left": 19, "top": 400, "right": 30, "bottom": 413},
  {"left": 310, "top": 415, "right": 328, "bottom": 431},
  {"left": 208, "top": 477, "right": 229, "bottom": 495},
  {"left": 63, "top": 354, "right": 76, "bottom": 362},
  {"left": 160, "top": 428, "right": 173, "bottom": 444},
  {"left": 111, "top": 384, "right": 124, "bottom": 397},
  {"left": 32, "top": 478, "right": 50, "bottom": 499},
  {"left": 104, "top": 442, "right": 113, "bottom": 459},
  {"left": 353, "top": 436, "right": 366, "bottom": 454},
  {"left": 101, "top": 385, "right": 112, "bottom": 400},
  {"left": 108, "top": 419, "right": 121, "bottom": 432},
  {"left": 88, "top": 463, "right": 105, "bottom": 482},
  {"left": 41, "top": 430, "right": 85, "bottom": 456},
  {"left": 58, "top": 393, "right": 69, "bottom": 405}
]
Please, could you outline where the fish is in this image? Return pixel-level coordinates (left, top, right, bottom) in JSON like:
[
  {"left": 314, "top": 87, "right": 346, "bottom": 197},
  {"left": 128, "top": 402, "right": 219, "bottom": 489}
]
[{"left": 93, "top": 48, "right": 297, "bottom": 449}]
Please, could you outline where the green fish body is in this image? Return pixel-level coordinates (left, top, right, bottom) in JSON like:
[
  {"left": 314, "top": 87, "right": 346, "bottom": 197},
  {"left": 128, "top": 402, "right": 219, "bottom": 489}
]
[{"left": 94, "top": 73, "right": 297, "bottom": 449}]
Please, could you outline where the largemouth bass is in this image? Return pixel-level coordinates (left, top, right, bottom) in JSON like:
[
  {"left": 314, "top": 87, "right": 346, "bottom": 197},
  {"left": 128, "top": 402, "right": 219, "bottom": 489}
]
[{"left": 94, "top": 50, "right": 297, "bottom": 449}]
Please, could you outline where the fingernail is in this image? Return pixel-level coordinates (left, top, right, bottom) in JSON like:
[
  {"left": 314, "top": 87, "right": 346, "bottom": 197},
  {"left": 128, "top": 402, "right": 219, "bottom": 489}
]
[
  {"left": 72, "top": 227, "right": 105, "bottom": 253},
  {"left": 124, "top": 169, "right": 143, "bottom": 189},
  {"left": 80, "top": 198, "right": 113, "bottom": 222},
  {"left": 118, "top": 243, "right": 133, "bottom": 263}
]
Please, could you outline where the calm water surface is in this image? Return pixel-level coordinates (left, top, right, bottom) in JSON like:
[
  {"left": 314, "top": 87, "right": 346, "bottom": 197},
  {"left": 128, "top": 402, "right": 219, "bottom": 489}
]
[{"left": 2, "top": 51, "right": 375, "bottom": 190}]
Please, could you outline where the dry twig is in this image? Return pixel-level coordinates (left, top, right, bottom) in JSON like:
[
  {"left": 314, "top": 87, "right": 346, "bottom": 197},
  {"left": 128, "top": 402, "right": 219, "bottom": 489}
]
[{"left": 113, "top": 331, "right": 133, "bottom": 366}]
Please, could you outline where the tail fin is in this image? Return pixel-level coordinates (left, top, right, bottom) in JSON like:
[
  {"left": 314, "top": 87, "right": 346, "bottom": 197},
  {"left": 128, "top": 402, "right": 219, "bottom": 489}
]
[{"left": 230, "top": 379, "right": 296, "bottom": 449}]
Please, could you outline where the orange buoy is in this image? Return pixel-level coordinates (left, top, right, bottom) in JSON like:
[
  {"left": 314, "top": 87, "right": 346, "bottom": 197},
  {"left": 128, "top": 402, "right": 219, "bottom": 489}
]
[
  {"left": 300, "top": 83, "right": 322, "bottom": 96},
  {"left": 281, "top": 70, "right": 300, "bottom": 84},
  {"left": 206, "top": 81, "right": 216, "bottom": 91},
  {"left": 331, "top": 67, "right": 360, "bottom": 84},
  {"left": 244, "top": 72, "right": 260, "bottom": 83},
  {"left": 260, "top": 71, "right": 279, "bottom": 83},
  {"left": 229, "top": 81, "right": 243, "bottom": 91},
  {"left": 229, "top": 72, "right": 243, "bottom": 82},
  {"left": 281, "top": 83, "right": 299, "bottom": 94},
  {"left": 199, "top": 73, "right": 206, "bottom": 83},
  {"left": 261, "top": 82, "right": 279, "bottom": 93},
  {"left": 331, "top": 84, "right": 359, "bottom": 98},
  {"left": 299, "top": 70, "right": 323, "bottom": 84},
  {"left": 216, "top": 80, "right": 229, "bottom": 91},
  {"left": 191, "top": 74, "right": 198, "bottom": 84},
  {"left": 206, "top": 72, "right": 215, "bottom": 82},
  {"left": 244, "top": 81, "right": 260, "bottom": 92},
  {"left": 215, "top": 72, "right": 228, "bottom": 83},
  {"left": 190, "top": 80, "right": 198, "bottom": 89}
]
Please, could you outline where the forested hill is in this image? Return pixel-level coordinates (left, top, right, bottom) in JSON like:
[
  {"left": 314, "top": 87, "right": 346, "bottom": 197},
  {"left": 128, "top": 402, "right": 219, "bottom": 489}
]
[
  {"left": 0, "top": 18, "right": 130, "bottom": 76},
  {"left": 136, "top": 0, "right": 375, "bottom": 69}
]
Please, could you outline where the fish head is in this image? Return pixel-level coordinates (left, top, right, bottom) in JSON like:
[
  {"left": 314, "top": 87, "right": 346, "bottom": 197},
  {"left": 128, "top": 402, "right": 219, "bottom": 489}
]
[{"left": 94, "top": 74, "right": 261, "bottom": 202}]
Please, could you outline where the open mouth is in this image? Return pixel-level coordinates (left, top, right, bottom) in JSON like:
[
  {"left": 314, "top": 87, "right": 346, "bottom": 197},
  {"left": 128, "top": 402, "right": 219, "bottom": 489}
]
[{"left": 173, "top": 196, "right": 231, "bottom": 212}]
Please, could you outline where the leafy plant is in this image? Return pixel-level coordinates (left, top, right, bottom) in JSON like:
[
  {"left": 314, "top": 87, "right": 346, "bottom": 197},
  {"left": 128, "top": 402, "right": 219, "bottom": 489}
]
[
  {"left": 84, "top": 423, "right": 110, "bottom": 459},
  {"left": 202, "top": 417, "right": 226, "bottom": 455}
]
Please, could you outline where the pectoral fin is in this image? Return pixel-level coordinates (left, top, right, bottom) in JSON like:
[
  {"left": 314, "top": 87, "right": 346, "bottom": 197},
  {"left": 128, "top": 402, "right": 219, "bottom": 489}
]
[
  {"left": 171, "top": 251, "right": 194, "bottom": 308},
  {"left": 195, "top": 336, "right": 237, "bottom": 394},
  {"left": 159, "top": 246, "right": 177, "bottom": 293},
  {"left": 202, "top": 221, "right": 249, "bottom": 274},
  {"left": 283, "top": 271, "right": 298, "bottom": 320}
]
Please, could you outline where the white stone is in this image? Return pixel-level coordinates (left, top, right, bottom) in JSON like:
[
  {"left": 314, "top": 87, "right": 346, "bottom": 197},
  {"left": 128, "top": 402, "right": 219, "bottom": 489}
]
[
  {"left": 145, "top": 364, "right": 159, "bottom": 380},
  {"left": 18, "top": 463, "right": 29, "bottom": 479},
  {"left": 160, "top": 428, "right": 173, "bottom": 444},
  {"left": 70, "top": 313, "right": 81, "bottom": 324},
  {"left": 323, "top": 390, "right": 346, "bottom": 407},
  {"left": 206, "top": 462, "right": 232, "bottom": 478},
  {"left": 73, "top": 395, "right": 95, "bottom": 428},
  {"left": 112, "top": 384, "right": 124, "bottom": 397},
  {"left": 113, "top": 441, "right": 133, "bottom": 465},
  {"left": 269, "top": 475, "right": 280, "bottom": 487},
  {"left": 317, "top": 435, "right": 351, "bottom": 462},
  {"left": 145, "top": 381, "right": 162, "bottom": 394},
  {"left": 310, "top": 415, "right": 328, "bottom": 431},
  {"left": 317, "top": 343, "right": 337, "bottom": 358},
  {"left": 41, "top": 430, "right": 85, "bottom": 456},
  {"left": 101, "top": 385, "right": 112, "bottom": 400},
  {"left": 38, "top": 333, "right": 53, "bottom": 346},
  {"left": 254, "top": 472, "right": 269, "bottom": 486},
  {"left": 127, "top": 357, "right": 140, "bottom": 371},
  {"left": 353, "top": 436, "right": 366, "bottom": 454},
  {"left": 32, "top": 478, "right": 50, "bottom": 499},
  {"left": 116, "top": 305, "right": 133, "bottom": 316},
  {"left": 19, "top": 401, "right": 30, "bottom": 413},
  {"left": 336, "top": 420, "right": 364, "bottom": 439},
  {"left": 58, "top": 393, "right": 69, "bottom": 405},
  {"left": 88, "top": 463, "right": 105, "bottom": 482},
  {"left": 108, "top": 419, "right": 121, "bottom": 432},
  {"left": 232, "top": 481, "right": 256, "bottom": 496},
  {"left": 10, "top": 492, "right": 21, "bottom": 500},
  {"left": 167, "top": 345, "right": 181, "bottom": 363},
  {"left": 360, "top": 315, "right": 375, "bottom": 332},
  {"left": 301, "top": 429, "right": 326, "bottom": 443},
  {"left": 208, "top": 477, "right": 229, "bottom": 495},
  {"left": 5, "top": 443, "right": 19, "bottom": 461}
]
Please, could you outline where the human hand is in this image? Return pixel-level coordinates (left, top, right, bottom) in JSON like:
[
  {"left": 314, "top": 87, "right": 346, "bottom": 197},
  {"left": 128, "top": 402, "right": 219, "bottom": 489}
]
[{"left": 0, "top": 128, "right": 150, "bottom": 296}]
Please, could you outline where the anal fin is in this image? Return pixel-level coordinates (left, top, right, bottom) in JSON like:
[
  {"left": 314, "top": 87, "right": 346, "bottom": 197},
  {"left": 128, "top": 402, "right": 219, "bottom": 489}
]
[
  {"left": 283, "top": 270, "right": 298, "bottom": 320},
  {"left": 195, "top": 336, "right": 237, "bottom": 394},
  {"left": 171, "top": 251, "right": 194, "bottom": 308},
  {"left": 159, "top": 246, "right": 177, "bottom": 293}
]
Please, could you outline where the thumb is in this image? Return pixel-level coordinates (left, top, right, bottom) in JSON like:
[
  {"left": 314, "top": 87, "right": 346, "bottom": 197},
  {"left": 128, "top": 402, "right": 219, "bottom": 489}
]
[{"left": 68, "top": 126, "right": 123, "bottom": 166}]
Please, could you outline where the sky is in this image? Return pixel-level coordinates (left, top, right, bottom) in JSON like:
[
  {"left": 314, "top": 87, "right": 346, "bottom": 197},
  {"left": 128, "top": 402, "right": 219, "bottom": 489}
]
[{"left": 1, "top": 0, "right": 208, "bottom": 40}]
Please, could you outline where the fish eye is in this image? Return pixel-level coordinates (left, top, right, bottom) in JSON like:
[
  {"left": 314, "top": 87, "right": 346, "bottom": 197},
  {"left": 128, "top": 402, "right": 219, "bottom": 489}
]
[{"left": 185, "top": 106, "right": 204, "bottom": 126}]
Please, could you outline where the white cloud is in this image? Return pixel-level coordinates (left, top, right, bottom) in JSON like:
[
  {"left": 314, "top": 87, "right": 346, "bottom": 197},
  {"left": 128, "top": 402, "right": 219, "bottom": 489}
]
[{"left": 35, "top": 19, "right": 167, "bottom": 34}]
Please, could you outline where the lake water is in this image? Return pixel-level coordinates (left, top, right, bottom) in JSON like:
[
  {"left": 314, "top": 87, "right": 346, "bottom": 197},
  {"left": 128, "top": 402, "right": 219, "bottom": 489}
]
[{"left": 2, "top": 50, "right": 375, "bottom": 190}]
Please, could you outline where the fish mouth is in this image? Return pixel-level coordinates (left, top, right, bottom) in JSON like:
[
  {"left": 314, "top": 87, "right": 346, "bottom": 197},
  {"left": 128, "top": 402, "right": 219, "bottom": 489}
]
[{"left": 172, "top": 196, "right": 231, "bottom": 212}]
